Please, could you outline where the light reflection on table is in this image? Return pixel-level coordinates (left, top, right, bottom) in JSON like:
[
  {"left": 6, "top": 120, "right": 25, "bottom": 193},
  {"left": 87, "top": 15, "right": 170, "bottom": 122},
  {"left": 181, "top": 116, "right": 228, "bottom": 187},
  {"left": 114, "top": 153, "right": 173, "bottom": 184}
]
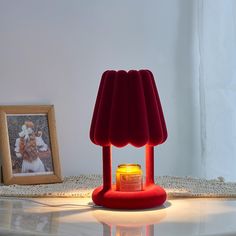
[
  {"left": 0, "top": 198, "right": 236, "bottom": 236},
  {"left": 93, "top": 203, "right": 168, "bottom": 236}
]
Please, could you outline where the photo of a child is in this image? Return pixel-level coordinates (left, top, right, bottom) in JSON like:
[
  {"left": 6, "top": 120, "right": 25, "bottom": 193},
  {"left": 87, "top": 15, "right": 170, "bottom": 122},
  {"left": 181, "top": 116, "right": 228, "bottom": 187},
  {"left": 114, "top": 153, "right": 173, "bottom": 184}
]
[{"left": 7, "top": 114, "right": 54, "bottom": 176}]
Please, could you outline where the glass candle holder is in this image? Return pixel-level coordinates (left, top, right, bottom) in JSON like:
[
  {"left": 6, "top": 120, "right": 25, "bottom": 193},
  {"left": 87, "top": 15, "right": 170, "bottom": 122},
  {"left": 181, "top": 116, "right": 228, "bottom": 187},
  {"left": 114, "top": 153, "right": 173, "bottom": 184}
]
[{"left": 116, "top": 164, "right": 143, "bottom": 192}]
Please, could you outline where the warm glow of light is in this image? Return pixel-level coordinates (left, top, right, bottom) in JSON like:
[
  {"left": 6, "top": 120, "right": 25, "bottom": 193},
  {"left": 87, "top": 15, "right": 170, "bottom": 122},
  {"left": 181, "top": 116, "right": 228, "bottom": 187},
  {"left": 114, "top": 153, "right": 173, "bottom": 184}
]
[{"left": 116, "top": 164, "right": 142, "bottom": 191}]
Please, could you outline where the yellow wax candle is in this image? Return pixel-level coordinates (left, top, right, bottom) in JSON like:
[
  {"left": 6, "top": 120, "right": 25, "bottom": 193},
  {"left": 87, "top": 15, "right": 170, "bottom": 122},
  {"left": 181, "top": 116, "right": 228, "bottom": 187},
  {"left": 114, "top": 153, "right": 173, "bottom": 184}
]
[{"left": 116, "top": 164, "right": 142, "bottom": 192}]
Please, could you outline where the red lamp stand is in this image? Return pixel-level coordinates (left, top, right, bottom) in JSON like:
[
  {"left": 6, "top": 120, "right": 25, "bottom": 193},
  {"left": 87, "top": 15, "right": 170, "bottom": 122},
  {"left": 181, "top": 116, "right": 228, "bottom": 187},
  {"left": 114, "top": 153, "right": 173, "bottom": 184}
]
[
  {"left": 92, "top": 145, "right": 166, "bottom": 209},
  {"left": 90, "top": 70, "right": 168, "bottom": 209}
]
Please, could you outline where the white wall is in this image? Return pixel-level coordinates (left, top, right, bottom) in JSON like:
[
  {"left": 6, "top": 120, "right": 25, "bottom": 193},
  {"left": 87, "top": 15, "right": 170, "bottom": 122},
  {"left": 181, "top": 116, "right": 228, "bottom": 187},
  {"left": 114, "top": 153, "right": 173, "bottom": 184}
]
[
  {"left": 197, "top": 0, "right": 236, "bottom": 181},
  {"left": 0, "top": 0, "right": 201, "bottom": 177}
]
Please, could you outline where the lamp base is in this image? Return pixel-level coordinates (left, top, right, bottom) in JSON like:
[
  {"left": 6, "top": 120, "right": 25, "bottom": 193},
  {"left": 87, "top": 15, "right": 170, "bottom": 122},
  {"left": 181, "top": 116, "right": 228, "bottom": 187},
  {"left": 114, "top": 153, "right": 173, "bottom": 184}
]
[{"left": 92, "top": 184, "right": 167, "bottom": 209}]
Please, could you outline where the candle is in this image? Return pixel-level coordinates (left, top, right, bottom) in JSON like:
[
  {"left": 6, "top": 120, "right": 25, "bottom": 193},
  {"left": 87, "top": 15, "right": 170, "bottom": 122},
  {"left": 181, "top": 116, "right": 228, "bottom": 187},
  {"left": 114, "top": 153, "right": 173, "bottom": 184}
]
[{"left": 116, "top": 164, "right": 142, "bottom": 192}]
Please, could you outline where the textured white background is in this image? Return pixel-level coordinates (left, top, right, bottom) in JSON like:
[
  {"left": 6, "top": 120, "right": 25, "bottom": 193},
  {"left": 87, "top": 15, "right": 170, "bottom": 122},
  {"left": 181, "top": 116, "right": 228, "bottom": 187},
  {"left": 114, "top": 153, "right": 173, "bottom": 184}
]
[{"left": 0, "top": 0, "right": 234, "bottom": 180}]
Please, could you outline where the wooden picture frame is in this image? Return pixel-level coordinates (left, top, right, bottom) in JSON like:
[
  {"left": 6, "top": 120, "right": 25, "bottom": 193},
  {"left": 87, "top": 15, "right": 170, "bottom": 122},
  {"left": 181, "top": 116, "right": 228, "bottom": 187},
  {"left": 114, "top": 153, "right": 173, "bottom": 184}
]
[{"left": 0, "top": 105, "right": 62, "bottom": 185}]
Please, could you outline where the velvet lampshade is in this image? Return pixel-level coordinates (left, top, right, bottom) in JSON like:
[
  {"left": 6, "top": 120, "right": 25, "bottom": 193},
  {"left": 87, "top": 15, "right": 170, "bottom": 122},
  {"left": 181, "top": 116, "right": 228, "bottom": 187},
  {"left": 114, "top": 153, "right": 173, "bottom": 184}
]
[{"left": 90, "top": 69, "right": 167, "bottom": 147}]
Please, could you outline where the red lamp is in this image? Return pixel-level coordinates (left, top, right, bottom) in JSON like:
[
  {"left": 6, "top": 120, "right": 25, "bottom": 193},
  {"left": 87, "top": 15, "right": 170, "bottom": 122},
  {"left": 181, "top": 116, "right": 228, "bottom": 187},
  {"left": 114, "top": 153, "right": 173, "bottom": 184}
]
[{"left": 90, "top": 69, "right": 168, "bottom": 209}]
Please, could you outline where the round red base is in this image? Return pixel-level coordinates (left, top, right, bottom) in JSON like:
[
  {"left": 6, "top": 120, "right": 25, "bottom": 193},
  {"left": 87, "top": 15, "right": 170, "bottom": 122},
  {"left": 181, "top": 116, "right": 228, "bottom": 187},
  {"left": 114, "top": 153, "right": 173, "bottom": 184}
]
[{"left": 92, "top": 184, "right": 167, "bottom": 209}]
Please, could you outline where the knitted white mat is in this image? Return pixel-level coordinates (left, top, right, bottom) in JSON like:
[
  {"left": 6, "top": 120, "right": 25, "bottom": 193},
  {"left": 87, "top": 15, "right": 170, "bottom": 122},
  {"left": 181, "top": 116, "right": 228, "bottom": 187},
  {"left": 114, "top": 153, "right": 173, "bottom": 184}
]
[{"left": 0, "top": 175, "right": 236, "bottom": 199}]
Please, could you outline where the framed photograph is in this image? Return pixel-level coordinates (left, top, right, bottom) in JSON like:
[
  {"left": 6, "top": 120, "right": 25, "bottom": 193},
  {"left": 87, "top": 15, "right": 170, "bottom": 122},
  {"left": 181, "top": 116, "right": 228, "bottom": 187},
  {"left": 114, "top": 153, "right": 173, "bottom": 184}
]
[{"left": 0, "top": 105, "right": 62, "bottom": 185}]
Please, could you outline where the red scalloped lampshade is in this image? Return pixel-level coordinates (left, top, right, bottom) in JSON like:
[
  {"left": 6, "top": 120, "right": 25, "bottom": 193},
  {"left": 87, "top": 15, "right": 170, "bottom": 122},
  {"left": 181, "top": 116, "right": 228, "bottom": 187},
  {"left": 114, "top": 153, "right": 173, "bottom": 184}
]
[{"left": 90, "top": 69, "right": 167, "bottom": 147}]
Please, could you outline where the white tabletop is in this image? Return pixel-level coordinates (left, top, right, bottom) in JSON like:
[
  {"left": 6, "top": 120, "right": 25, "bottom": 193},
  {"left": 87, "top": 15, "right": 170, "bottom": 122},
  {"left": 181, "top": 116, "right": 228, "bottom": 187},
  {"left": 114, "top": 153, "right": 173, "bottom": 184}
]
[{"left": 0, "top": 197, "right": 235, "bottom": 236}]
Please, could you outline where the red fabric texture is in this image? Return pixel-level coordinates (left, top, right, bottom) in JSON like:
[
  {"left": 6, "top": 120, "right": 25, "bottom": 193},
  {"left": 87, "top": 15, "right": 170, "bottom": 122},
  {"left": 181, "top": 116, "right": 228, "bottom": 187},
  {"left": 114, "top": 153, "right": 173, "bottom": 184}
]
[
  {"left": 90, "top": 70, "right": 167, "bottom": 147},
  {"left": 92, "top": 184, "right": 167, "bottom": 209},
  {"left": 90, "top": 70, "right": 168, "bottom": 209}
]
